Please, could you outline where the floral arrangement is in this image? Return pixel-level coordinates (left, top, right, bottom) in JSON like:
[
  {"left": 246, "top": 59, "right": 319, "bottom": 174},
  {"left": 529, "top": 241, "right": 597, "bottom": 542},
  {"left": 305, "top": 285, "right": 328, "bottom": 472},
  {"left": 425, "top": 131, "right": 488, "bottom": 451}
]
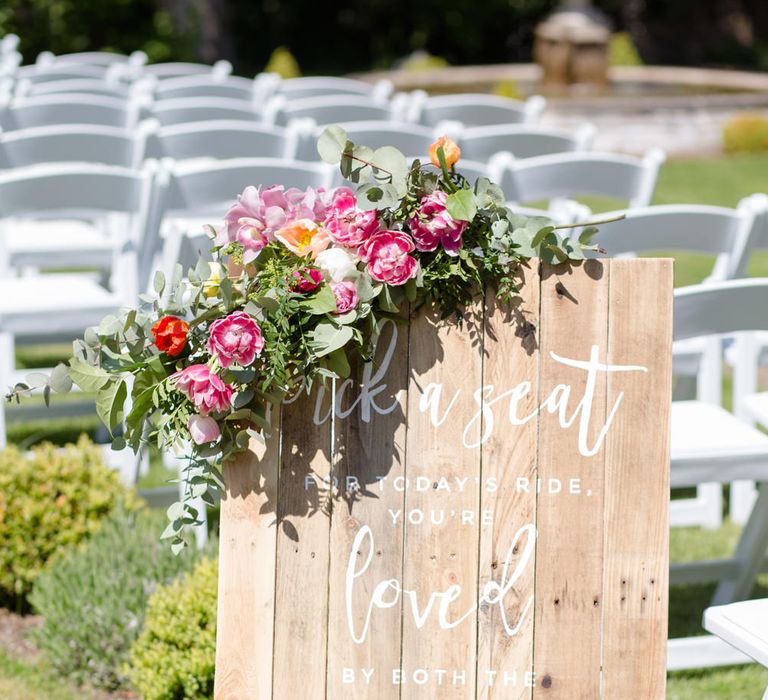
[{"left": 7, "top": 129, "right": 601, "bottom": 551}]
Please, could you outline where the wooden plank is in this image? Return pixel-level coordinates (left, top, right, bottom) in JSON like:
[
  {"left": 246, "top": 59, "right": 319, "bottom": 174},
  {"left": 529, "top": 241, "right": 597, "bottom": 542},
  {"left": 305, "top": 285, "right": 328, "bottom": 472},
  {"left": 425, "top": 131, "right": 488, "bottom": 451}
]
[
  {"left": 400, "top": 302, "right": 484, "bottom": 699},
  {"left": 601, "top": 258, "right": 672, "bottom": 699},
  {"left": 214, "top": 427, "right": 281, "bottom": 700},
  {"left": 533, "top": 260, "right": 609, "bottom": 699},
  {"left": 326, "top": 318, "right": 410, "bottom": 698},
  {"left": 477, "top": 268, "right": 540, "bottom": 700},
  {"left": 272, "top": 389, "right": 332, "bottom": 700}
]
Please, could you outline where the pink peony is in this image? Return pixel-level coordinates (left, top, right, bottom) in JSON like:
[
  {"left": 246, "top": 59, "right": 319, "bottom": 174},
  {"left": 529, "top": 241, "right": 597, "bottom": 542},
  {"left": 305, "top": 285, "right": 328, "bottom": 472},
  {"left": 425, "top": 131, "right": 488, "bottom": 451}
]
[
  {"left": 219, "top": 185, "right": 330, "bottom": 263},
  {"left": 290, "top": 267, "right": 323, "bottom": 293},
  {"left": 172, "top": 364, "right": 233, "bottom": 415},
  {"left": 207, "top": 311, "right": 264, "bottom": 369},
  {"left": 331, "top": 281, "right": 359, "bottom": 314},
  {"left": 359, "top": 230, "right": 419, "bottom": 286},
  {"left": 188, "top": 414, "right": 221, "bottom": 444},
  {"left": 408, "top": 189, "right": 468, "bottom": 257},
  {"left": 323, "top": 187, "right": 380, "bottom": 248}
]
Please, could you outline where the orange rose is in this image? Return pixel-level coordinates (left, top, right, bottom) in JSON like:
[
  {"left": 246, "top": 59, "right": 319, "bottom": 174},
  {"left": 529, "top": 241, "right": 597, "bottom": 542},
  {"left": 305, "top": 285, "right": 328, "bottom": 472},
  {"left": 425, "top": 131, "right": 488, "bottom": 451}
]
[
  {"left": 274, "top": 218, "right": 331, "bottom": 258},
  {"left": 429, "top": 136, "right": 461, "bottom": 169},
  {"left": 151, "top": 315, "right": 189, "bottom": 357}
]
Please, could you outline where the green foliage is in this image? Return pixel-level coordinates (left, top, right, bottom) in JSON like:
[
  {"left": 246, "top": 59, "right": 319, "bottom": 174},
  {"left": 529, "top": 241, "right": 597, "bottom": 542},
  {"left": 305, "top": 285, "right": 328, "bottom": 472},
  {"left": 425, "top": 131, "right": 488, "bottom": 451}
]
[
  {"left": 398, "top": 51, "right": 449, "bottom": 72},
  {"left": 0, "top": 436, "right": 135, "bottom": 607},
  {"left": 127, "top": 557, "right": 218, "bottom": 700},
  {"left": 723, "top": 113, "right": 768, "bottom": 154},
  {"left": 0, "top": 0, "right": 199, "bottom": 65},
  {"left": 608, "top": 32, "right": 644, "bottom": 66},
  {"left": 491, "top": 79, "right": 522, "bottom": 100},
  {"left": 264, "top": 46, "right": 301, "bottom": 78},
  {"left": 29, "top": 509, "right": 203, "bottom": 689}
]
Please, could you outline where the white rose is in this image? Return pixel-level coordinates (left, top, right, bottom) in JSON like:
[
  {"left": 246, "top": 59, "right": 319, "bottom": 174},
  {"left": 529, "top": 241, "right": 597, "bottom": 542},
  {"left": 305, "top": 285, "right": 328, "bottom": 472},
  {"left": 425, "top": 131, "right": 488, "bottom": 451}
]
[{"left": 315, "top": 247, "right": 358, "bottom": 282}]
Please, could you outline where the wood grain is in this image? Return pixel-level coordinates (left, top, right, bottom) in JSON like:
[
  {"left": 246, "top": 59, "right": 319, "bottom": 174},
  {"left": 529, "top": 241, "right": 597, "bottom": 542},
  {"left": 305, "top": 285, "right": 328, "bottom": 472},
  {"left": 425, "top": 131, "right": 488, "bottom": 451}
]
[
  {"left": 533, "top": 261, "right": 609, "bottom": 699},
  {"left": 401, "top": 303, "right": 484, "bottom": 700},
  {"left": 214, "top": 427, "right": 281, "bottom": 700},
  {"left": 273, "top": 389, "right": 332, "bottom": 700},
  {"left": 326, "top": 318, "right": 410, "bottom": 699},
  {"left": 601, "top": 259, "right": 672, "bottom": 699},
  {"left": 477, "top": 269, "right": 540, "bottom": 700}
]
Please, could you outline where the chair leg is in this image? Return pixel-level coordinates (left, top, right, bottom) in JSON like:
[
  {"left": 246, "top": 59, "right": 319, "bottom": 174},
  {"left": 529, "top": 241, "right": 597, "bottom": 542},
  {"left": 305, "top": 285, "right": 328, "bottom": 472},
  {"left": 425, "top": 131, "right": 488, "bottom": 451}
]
[
  {"left": 698, "top": 483, "right": 724, "bottom": 530},
  {"left": 730, "top": 481, "right": 758, "bottom": 526},
  {"left": 0, "top": 332, "right": 14, "bottom": 450},
  {"left": 713, "top": 481, "right": 768, "bottom": 606}
]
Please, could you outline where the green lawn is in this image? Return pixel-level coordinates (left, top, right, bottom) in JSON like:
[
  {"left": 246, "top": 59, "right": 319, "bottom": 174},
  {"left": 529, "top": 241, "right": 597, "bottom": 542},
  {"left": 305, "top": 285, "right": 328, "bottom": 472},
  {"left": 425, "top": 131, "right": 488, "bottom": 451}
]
[{"left": 5, "top": 152, "right": 768, "bottom": 698}]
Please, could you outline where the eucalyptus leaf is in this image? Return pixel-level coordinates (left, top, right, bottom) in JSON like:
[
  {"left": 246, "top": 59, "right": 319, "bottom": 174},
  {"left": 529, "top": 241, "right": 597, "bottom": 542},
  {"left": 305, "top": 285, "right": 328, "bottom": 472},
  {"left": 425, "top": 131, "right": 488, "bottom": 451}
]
[
  {"left": 445, "top": 189, "right": 477, "bottom": 222},
  {"left": 317, "top": 126, "right": 349, "bottom": 164},
  {"left": 68, "top": 358, "right": 110, "bottom": 392},
  {"left": 49, "top": 363, "right": 73, "bottom": 394},
  {"left": 96, "top": 378, "right": 127, "bottom": 434},
  {"left": 310, "top": 322, "right": 354, "bottom": 358}
]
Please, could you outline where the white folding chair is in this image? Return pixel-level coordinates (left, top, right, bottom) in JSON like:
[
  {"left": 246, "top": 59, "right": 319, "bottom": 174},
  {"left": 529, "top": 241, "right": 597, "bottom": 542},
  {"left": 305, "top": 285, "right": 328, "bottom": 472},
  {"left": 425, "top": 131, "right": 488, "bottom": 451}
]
[
  {"left": 264, "top": 94, "right": 406, "bottom": 127},
  {"left": 142, "top": 60, "right": 233, "bottom": 80},
  {"left": 0, "top": 161, "right": 166, "bottom": 448},
  {"left": 151, "top": 97, "right": 259, "bottom": 127},
  {"left": 408, "top": 91, "right": 546, "bottom": 127},
  {"left": 704, "top": 599, "right": 768, "bottom": 696},
  {"left": 153, "top": 74, "right": 259, "bottom": 102},
  {"left": 15, "top": 62, "right": 121, "bottom": 84},
  {"left": 0, "top": 123, "right": 148, "bottom": 169},
  {"left": 671, "top": 279, "right": 768, "bottom": 607},
  {"left": 0, "top": 93, "right": 143, "bottom": 130},
  {"left": 278, "top": 76, "right": 393, "bottom": 101},
  {"left": 596, "top": 200, "right": 766, "bottom": 529},
  {"left": 146, "top": 119, "right": 298, "bottom": 161},
  {"left": 453, "top": 122, "right": 596, "bottom": 161},
  {"left": 294, "top": 120, "right": 437, "bottom": 161},
  {"left": 14, "top": 77, "right": 149, "bottom": 100},
  {"left": 503, "top": 149, "right": 666, "bottom": 209}
]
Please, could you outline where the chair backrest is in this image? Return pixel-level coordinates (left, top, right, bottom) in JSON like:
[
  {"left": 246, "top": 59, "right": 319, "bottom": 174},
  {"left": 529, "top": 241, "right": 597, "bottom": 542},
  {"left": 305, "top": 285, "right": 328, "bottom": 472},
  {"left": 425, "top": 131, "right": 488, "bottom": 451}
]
[
  {"left": 411, "top": 92, "right": 546, "bottom": 127},
  {"left": 142, "top": 60, "right": 233, "bottom": 80},
  {"left": 0, "top": 124, "right": 147, "bottom": 168},
  {"left": 278, "top": 76, "right": 393, "bottom": 101},
  {"left": 734, "top": 194, "right": 768, "bottom": 274},
  {"left": 151, "top": 97, "right": 258, "bottom": 127},
  {"left": 154, "top": 74, "right": 257, "bottom": 102},
  {"left": 265, "top": 94, "right": 399, "bottom": 127},
  {"left": 14, "top": 77, "right": 136, "bottom": 99},
  {"left": 15, "top": 62, "right": 115, "bottom": 83},
  {"left": 504, "top": 149, "right": 666, "bottom": 208},
  {"left": 35, "top": 50, "right": 147, "bottom": 68},
  {"left": 295, "top": 120, "right": 436, "bottom": 160},
  {"left": 674, "top": 278, "right": 768, "bottom": 341},
  {"left": 594, "top": 199, "right": 767, "bottom": 280},
  {"left": 0, "top": 93, "right": 141, "bottom": 130},
  {"left": 146, "top": 120, "right": 296, "bottom": 160},
  {"left": 456, "top": 123, "right": 596, "bottom": 161},
  {"left": 163, "top": 157, "right": 334, "bottom": 217}
]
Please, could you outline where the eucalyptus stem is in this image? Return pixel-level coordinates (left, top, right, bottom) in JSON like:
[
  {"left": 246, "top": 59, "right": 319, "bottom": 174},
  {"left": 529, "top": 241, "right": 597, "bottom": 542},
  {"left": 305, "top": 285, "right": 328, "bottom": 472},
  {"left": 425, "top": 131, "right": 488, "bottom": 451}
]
[{"left": 553, "top": 213, "right": 627, "bottom": 230}]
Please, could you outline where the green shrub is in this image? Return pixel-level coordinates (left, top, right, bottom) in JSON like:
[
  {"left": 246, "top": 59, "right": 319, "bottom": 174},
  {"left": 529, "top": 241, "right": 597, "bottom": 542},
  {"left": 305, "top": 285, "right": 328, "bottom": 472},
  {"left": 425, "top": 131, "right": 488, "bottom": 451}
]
[
  {"left": 723, "top": 113, "right": 768, "bottom": 153},
  {"left": 609, "top": 32, "right": 644, "bottom": 66},
  {"left": 492, "top": 79, "right": 521, "bottom": 100},
  {"left": 29, "top": 509, "right": 203, "bottom": 690},
  {"left": 0, "top": 436, "right": 135, "bottom": 607},
  {"left": 127, "top": 557, "right": 218, "bottom": 700},
  {"left": 398, "top": 50, "right": 449, "bottom": 72},
  {"left": 265, "top": 46, "right": 301, "bottom": 79}
]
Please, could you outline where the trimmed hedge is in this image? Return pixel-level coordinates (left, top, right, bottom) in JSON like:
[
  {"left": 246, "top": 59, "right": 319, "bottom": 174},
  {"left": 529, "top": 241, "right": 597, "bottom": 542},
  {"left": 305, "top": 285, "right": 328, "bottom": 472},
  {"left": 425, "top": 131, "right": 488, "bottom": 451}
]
[{"left": 127, "top": 557, "right": 218, "bottom": 700}]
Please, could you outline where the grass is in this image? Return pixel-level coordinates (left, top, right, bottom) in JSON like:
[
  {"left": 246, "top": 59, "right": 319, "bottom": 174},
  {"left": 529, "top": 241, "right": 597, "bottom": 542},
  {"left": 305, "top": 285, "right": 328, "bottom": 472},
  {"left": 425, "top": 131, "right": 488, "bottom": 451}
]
[
  {"left": 4, "top": 151, "right": 768, "bottom": 697},
  {"left": 0, "top": 649, "right": 102, "bottom": 700}
]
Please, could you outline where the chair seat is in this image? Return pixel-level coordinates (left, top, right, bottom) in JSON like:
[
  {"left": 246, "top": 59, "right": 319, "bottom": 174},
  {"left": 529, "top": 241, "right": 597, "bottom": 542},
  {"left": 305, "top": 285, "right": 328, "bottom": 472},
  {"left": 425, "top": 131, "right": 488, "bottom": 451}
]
[
  {"left": 0, "top": 273, "right": 122, "bottom": 335},
  {"left": 704, "top": 599, "right": 768, "bottom": 668},
  {"left": 671, "top": 400, "right": 768, "bottom": 487},
  {"left": 3, "top": 220, "right": 113, "bottom": 268}
]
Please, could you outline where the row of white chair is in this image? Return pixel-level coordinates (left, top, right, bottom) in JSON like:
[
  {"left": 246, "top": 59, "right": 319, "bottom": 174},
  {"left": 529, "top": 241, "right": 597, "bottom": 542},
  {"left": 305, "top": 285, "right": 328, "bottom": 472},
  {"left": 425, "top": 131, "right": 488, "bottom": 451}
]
[{"left": 0, "top": 120, "right": 596, "bottom": 169}]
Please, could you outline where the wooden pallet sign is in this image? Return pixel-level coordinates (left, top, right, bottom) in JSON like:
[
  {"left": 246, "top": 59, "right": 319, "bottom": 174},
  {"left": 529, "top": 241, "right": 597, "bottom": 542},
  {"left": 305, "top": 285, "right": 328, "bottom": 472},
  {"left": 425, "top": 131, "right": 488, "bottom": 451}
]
[{"left": 214, "top": 258, "right": 673, "bottom": 700}]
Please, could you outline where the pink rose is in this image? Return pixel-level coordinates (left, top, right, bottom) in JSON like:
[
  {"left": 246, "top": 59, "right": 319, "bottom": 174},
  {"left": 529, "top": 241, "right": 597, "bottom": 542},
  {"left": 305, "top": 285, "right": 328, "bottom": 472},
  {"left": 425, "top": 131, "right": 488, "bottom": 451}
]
[
  {"left": 172, "top": 364, "right": 233, "bottom": 415},
  {"left": 359, "top": 230, "right": 419, "bottom": 286},
  {"left": 290, "top": 267, "right": 323, "bottom": 293},
  {"left": 408, "top": 189, "right": 468, "bottom": 257},
  {"left": 188, "top": 414, "right": 221, "bottom": 444},
  {"left": 207, "top": 311, "right": 265, "bottom": 369},
  {"left": 219, "top": 186, "right": 330, "bottom": 263},
  {"left": 323, "top": 187, "right": 380, "bottom": 248},
  {"left": 331, "top": 281, "right": 359, "bottom": 314}
]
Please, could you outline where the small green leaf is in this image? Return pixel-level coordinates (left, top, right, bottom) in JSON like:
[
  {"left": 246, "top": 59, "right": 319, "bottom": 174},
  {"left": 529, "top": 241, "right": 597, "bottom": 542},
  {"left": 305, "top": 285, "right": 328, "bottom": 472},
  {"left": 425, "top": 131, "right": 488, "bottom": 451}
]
[
  {"left": 317, "top": 126, "right": 349, "bottom": 164},
  {"left": 310, "top": 322, "right": 354, "bottom": 358},
  {"left": 445, "top": 189, "right": 477, "bottom": 222},
  {"left": 324, "top": 349, "right": 350, "bottom": 379},
  {"left": 153, "top": 270, "right": 165, "bottom": 296},
  {"left": 96, "top": 378, "right": 127, "bottom": 434},
  {"left": 68, "top": 358, "right": 110, "bottom": 392},
  {"left": 49, "top": 363, "right": 73, "bottom": 393}
]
